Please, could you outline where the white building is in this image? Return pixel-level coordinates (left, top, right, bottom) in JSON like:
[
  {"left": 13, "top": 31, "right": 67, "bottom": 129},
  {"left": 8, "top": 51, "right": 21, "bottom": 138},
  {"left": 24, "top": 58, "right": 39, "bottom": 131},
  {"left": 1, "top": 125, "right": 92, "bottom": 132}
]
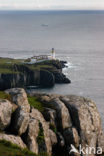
[{"left": 26, "top": 48, "right": 56, "bottom": 64}]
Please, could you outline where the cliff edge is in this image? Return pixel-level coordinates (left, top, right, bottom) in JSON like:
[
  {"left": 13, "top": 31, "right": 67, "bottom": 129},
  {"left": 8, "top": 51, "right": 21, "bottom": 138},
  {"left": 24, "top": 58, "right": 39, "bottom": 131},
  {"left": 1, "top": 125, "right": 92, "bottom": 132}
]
[{"left": 0, "top": 58, "right": 71, "bottom": 90}]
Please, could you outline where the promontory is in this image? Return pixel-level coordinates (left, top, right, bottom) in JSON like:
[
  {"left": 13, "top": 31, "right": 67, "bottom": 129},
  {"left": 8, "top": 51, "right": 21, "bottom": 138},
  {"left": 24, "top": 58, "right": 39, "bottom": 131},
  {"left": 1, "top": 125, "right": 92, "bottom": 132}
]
[{"left": 0, "top": 57, "right": 71, "bottom": 90}]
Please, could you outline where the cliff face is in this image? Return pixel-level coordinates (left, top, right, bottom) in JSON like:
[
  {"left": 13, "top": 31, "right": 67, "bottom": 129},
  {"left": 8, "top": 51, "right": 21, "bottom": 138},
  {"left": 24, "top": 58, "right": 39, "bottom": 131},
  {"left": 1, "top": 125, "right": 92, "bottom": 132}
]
[
  {"left": 0, "top": 58, "right": 71, "bottom": 90},
  {"left": 0, "top": 88, "right": 103, "bottom": 156}
]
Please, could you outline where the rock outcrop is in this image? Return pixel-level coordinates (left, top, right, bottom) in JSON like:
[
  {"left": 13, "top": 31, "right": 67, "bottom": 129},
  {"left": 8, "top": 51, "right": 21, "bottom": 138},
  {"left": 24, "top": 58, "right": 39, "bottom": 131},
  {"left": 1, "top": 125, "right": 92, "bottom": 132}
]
[
  {"left": 48, "top": 98, "right": 72, "bottom": 130},
  {"left": 42, "top": 108, "right": 56, "bottom": 127},
  {"left": 48, "top": 129, "right": 57, "bottom": 146},
  {"left": 30, "top": 108, "right": 52, "bottom": 155},
  {"left": 12, "top": 107, "right": 30, "bottom": 135},
  {"left": 24, "top": 118, "right": 39, "bottom": 154},
  {"left": 60, "top": 95, "right": 103, "bottom": 153},
  {"left": 5, "top": 88, "right": 30, "bottom": 112},
  {"left": 40, "top": 70, "right": 55, "bottom": 87},
  {"left": 40, "top": 94, "right": 104, "bottom": 156},
  {"left": 0, "top": 88, "right": 103, "bottom": 156},
  {"left": 53, "top": 72, "right": 71, "bottom": 83},
  {"left": 0, "top": 133, "right": 26, "bottom": 148},
  {"left": 0, "top": 99, "right": 13, "bottom": 130}
]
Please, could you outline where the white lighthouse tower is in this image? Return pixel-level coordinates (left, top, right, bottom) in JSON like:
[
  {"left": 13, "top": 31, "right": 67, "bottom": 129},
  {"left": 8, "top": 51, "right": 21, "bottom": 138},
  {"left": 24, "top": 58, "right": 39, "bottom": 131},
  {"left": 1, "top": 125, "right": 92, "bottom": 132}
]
[{"left": 51, "top": 48, "right": 55, "bottom": 59}]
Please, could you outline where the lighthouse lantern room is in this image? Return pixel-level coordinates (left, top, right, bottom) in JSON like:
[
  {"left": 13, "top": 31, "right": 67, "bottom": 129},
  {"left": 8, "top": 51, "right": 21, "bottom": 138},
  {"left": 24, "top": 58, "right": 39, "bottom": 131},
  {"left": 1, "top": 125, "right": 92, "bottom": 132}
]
[{"left": 51, "top": 48, "right": 55, "bottom": 59}]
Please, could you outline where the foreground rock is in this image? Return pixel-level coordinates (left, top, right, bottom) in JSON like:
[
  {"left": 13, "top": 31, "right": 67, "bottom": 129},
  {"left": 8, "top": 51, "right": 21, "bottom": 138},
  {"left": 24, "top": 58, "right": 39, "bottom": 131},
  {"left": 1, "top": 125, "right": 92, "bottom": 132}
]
[
  {"left": 0, "top": 88, "right": 103, "bottom": 156},
  {"left": 11, "top": 107, "right": 30, "bottom": 135},
  {"left": 61, "top": 96, "right": 103, "bottom": 151},
  {"left": 48, "top": 98, "right": 72, "bottom": 130},
  {"left": 30, "top": 108, "right": 52, "bottom": 155},
  {"left": 40, "top": 94, "right": 104, "bottom": 156},
  {"left": 5, "top": 88, "right": 30, "bottom": 112},
  {"left": 0, "top": 133, "right": 26, "bottom": 148},
  {"left": 24, "top": 118, "right": 39, "bottom": 154},
  {"left": 0, "top": 99, "right": 13, "bottom": 130}
]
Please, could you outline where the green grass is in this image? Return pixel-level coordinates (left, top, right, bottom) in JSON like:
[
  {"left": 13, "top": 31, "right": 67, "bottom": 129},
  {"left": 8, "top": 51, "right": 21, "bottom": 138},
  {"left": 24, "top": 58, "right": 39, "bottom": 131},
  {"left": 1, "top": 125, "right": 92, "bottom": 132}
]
[
  {"left": 0, "top": 140, "right": 49, "bottom": 156},
  {"left": 24, "top": 59, "right": 59, "bottom": 71},
  {"left": 0, "top": 140, "right": 36, "bottom": 156},
  {"left": 0, "top": 58, "right": 24, "bottom": 73},
  {"left": 37, "top": 123, "right": 45, "bottom": 145},
  {"left": 0, "top": 57, "right": 58, "bottom": 74},
  {"left": 28, "top": 96, "right": 44, "bottom": 112},
  {"left": 27, "top": 64, "right": 54, "bottom": 71},
  {"left": 0, "top": 91, "right": 12, "bottom": 101},
  {"left": 0, "top": 58, "right": 24, "bottom": 64},
  {"left": 37, "top": 123, "right": 47, "bottom": 154},
  {"left": 0, "top": 58, "right": 55, "bottom": 74},
  {"left": 0, "top": 63, "right": 13, "bottom": 73},
  {"left": 27, "top": 96, "right": 54, "bottom": 112}
]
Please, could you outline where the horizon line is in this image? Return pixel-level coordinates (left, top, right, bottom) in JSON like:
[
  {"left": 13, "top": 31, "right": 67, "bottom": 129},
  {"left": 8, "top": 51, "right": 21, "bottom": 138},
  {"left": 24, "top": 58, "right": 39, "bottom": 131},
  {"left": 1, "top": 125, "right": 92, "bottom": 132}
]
[{"left": 0, "top": 9, "right": 104, "bottom": 11}]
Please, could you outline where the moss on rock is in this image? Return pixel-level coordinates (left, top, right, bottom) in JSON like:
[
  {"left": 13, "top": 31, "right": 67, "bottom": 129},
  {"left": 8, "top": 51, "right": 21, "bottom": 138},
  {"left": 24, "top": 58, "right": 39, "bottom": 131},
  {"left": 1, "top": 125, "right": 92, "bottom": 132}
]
[
  {"left": 37, "top": 123, "right": 47, "bottom": 153},
  {"left": 28, "top": 96, "right": 44, "bottom": 112},
  {"left": 0, "top": 140, "right": 49, "bottom": 156},
  {"left": 0, "top": 140, "right": 36, "bottom": 156},
  {"left": 0, "top": 91, "right": 12, "bottom": 101}
]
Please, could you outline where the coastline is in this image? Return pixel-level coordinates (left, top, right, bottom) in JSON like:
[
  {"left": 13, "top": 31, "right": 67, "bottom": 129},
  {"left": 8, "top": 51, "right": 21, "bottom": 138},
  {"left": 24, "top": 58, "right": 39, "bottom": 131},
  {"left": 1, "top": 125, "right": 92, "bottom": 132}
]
[
  {"left": 0, "top": 57, "right": 103, "bottom": 155},
  {"left": 0, "top": 57, "right": 71, "bottom": 91}
]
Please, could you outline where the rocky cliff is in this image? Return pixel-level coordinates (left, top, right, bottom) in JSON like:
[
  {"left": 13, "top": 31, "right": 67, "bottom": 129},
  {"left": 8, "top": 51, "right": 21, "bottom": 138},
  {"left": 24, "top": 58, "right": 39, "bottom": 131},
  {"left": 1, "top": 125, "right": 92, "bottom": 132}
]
[
  {"left": 0, "top": 88, "right": 103, "bottom": 156},
  {"left": 0, "top": 58, "right": 71, "bottom": 90}
]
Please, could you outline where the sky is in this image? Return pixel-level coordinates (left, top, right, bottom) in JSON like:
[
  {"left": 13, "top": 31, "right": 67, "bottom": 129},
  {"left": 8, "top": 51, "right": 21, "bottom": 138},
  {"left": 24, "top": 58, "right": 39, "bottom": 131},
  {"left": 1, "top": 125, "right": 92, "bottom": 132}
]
[{"left": 0, "top": 0, "right": 104, "bottom": 10}]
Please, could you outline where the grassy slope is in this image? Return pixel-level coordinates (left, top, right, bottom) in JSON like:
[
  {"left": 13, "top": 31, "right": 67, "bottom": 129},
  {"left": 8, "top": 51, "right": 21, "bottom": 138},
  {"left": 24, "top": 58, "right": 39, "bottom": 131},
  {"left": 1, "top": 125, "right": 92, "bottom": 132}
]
[
  {"left": 0, "top": 58, "right": 56, "bottom": 74},
  {"left": 28, "top": 96, "right": 57, "bottom": 134},
  {"left": 28, "top": 96, "right": 44, "bottom": 112},
  {"left": 27, "top": 96, "right": 54, "bottom": 112},
  {"left": 0, "top": 58, "right": 24, "bottom": 73},
  {"left": 0, "top": 140, "right": 48, "bottom": 156},
  {"left": 0, "top": 140, "right": 36, "bottom": 156}
]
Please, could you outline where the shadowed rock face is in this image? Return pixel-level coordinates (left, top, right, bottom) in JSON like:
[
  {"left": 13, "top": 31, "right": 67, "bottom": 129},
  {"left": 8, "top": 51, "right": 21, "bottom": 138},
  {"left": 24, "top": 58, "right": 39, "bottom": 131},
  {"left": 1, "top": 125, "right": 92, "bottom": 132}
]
[
  {"left": 40, "top": 70, "right": 55, "bottom": 87},
  {"left": 30, "top": 108, "right": 52, "bottom": 155},
  {"left": 0, "top": 88, "right": 103, "bottom": 156},
  {"left": 11, "top": 107, "right": 30, "bottom": 136},
  {"left": 48, "top": 98, "right": 72, "bottom": 131}
]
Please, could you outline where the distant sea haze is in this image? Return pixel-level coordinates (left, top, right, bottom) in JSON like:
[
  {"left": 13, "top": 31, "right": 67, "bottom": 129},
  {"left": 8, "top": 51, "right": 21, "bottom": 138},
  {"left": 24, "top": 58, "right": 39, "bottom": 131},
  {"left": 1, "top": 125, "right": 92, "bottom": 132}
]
[{"left": 0, "top": 10, "right": 104, "bottom": 129}]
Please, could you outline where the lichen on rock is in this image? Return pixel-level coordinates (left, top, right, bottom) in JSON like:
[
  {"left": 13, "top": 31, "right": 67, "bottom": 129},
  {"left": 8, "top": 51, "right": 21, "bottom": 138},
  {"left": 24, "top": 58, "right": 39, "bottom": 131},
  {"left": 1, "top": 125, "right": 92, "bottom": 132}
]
[
  {"left": 0, "top": 88, "right": 103, "bottom": 156},
  {"left": 0, "top": 99, "right": 13, "bottom": 130}
]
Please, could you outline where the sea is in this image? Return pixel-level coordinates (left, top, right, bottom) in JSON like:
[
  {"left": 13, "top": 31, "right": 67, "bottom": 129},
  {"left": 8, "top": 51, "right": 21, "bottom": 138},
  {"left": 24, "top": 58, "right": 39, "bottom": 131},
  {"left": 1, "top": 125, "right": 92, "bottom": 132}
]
[{"left": 0, "top": 10, "right": 104, "bottom": 129}]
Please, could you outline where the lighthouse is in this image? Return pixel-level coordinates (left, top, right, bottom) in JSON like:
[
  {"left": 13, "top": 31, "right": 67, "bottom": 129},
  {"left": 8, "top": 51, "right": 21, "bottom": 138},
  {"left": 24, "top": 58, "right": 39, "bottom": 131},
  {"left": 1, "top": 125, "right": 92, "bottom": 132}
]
[{"left": 51, "top": 48, "right": 55, "bottom": 59}]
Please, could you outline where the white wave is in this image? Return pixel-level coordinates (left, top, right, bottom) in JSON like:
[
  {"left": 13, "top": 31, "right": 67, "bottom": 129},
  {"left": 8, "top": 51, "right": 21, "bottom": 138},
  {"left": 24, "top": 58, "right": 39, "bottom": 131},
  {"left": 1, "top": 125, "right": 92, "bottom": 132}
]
[{"left": 64, "top": 62, "right": 75, "bottom": 69}]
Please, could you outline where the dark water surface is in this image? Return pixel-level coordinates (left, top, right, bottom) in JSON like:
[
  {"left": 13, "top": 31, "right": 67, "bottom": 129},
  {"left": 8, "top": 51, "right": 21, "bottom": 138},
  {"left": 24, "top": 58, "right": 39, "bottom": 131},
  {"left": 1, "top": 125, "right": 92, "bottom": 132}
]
[{"left": 0, "top": 10, "right": 104, "bottom": 128}]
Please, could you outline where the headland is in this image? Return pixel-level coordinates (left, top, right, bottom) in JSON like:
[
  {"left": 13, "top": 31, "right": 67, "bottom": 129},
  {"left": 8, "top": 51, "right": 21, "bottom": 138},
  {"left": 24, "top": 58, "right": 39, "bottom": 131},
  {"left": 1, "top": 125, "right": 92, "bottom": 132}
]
[{"left": 0, "top": 57, "right": 71, "bottom": 90}]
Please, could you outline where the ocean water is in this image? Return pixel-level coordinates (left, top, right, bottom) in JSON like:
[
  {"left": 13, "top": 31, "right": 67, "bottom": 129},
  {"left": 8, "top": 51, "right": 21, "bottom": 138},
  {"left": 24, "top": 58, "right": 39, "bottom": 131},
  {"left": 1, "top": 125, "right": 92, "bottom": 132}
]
[{"left": 0, "top": 10, "right": 104, "bottom": 128}]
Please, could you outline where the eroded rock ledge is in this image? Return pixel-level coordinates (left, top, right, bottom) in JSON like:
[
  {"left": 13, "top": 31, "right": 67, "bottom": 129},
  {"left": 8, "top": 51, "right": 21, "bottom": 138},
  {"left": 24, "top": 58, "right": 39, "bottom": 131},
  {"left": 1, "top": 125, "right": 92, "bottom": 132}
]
[{"left": 0, "top": 88, "right": 104, "bottom": 156}]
